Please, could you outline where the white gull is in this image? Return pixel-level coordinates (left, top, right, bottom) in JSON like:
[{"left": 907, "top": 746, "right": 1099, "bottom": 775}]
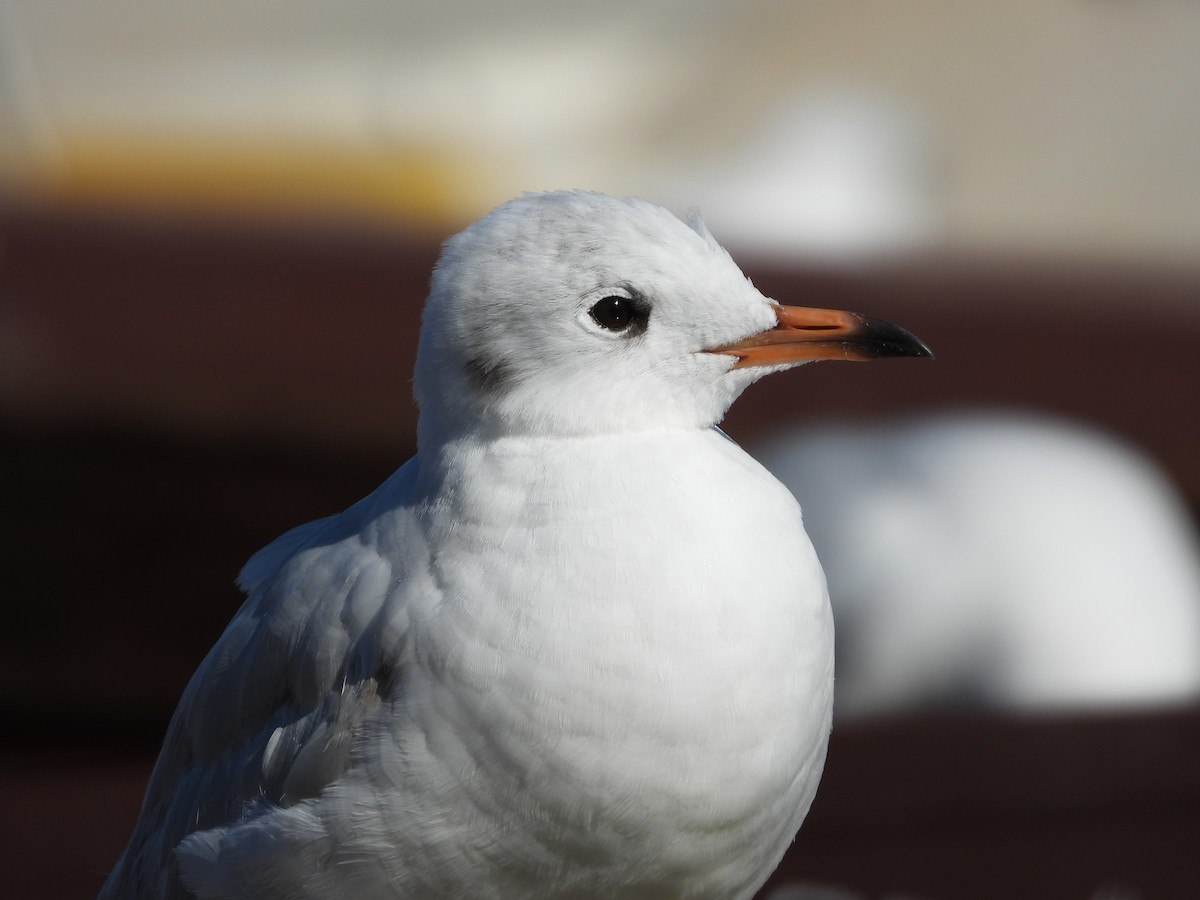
[{"left": 101, "top": 190, "right": 930, "bottom": 899}]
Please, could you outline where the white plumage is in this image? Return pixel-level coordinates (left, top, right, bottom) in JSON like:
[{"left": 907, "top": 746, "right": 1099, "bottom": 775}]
[{"left": 102, "top": 190, "right": 927, "bottom": 899}]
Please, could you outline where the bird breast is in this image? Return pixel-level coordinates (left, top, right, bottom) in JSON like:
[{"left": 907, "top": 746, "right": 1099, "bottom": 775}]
[{"left": 389, "top": 427, "right": 834, "bottom": 891}]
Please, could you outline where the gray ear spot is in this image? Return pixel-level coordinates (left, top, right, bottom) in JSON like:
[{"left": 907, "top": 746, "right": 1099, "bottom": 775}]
[{"left": 464, "top": 355, "right": 511, "bottom": 392}]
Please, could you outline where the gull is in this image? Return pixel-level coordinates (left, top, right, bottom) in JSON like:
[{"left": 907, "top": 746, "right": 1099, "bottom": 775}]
[{"left": 100, "top": 190, "right": 930, "bottom": 900}]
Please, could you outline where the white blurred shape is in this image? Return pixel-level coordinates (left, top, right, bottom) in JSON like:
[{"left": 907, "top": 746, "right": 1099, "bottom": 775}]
[
  {"left": 754, "top": 413, "right": 1200, "bottom": 718},
  {"left": 766, "top": 884, "right": 931, "bottom": 900},
  {"left": 667, "top": 90, "right": 941, "bottom": 262},
  {"left": 764, "top": 883, "right": 866, "bottom": 900},
  {"left": 0, "top": 0, "right": 62, "bottom": 174}
]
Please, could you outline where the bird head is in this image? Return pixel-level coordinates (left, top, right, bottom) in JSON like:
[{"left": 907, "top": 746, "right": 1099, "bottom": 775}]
[{"left": 414, "top": 190, "right": 929, "bottom": 446}]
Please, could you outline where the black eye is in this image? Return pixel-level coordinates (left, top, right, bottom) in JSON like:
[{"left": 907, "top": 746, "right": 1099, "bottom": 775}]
[{"left": 589, "top": 294, "right": 649, "bottom": 334}]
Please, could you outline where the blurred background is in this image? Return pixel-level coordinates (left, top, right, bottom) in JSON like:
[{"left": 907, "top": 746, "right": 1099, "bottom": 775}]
[{"left": 3, "top": 1, "right": 1200, "bottom": 898}]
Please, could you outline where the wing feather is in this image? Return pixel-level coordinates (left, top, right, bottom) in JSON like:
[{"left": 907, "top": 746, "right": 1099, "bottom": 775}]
[{"left": 99, "top": 461, "right": 420, "bottom": 900}]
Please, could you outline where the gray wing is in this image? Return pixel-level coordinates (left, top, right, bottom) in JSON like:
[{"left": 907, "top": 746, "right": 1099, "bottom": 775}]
[{"left": 100, "top": 461, "right": 420, "bottom": 900}]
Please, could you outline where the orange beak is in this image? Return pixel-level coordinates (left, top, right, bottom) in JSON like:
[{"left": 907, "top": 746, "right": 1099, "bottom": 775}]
[{"left": 708, "top": 305, "right": 932, "bottom": 368}]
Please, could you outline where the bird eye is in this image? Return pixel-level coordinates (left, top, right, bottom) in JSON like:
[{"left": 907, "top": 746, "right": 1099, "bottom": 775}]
[{"left": 589, "top": 295, "right": 649, "bottom": 334}]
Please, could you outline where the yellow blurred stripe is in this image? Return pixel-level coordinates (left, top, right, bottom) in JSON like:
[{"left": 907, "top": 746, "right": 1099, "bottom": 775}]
[{"left": 9, "top": 131, "right": 496, "bottom": 230}]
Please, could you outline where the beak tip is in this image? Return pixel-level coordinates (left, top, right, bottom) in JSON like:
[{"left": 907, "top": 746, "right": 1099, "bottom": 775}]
[
  {"left": 906, "top": 338, "right": 935, "bottom": 360},
  {"left": 858, "top": 318, "right": 934, "bottom": 362}
]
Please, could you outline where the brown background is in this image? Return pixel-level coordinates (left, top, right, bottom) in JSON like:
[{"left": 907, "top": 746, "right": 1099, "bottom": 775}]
[{"left": 3, "top": 205, "right": 1199, "bottom": 899}]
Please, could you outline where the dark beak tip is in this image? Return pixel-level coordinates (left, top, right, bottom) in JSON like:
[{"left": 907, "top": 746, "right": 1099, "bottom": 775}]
[
  {"left": 866, "top": 318, "right": 934, "bottom": 361},
  {"left": 907, "top": 338, "right": 935, "bottom": 360}
]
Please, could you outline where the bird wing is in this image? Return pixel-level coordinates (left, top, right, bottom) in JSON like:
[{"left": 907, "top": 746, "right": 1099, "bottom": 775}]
[{"left": 101, "top": 460, "right": 421, "bottom": 900}]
